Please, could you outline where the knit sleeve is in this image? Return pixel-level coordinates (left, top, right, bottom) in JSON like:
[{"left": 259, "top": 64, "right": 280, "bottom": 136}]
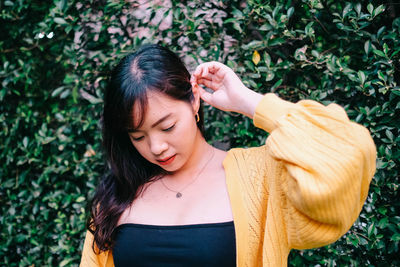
[
  {"left": 80, "top": 230, "right": 113, "bottom": 267},
  {"left": 253, "top": 93, "right": 376, "bottom": 249}
]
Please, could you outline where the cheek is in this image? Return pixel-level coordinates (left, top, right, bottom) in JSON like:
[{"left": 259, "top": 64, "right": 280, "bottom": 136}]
[
  {"left": 130, "top": 139, "right": 151, "bottom": 160},
  {"left": 175, "top": 118, "right": 198, "bottom": 148}
]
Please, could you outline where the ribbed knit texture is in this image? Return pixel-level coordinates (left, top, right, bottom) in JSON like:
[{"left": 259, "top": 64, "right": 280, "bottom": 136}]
[{"left": 80, "top": 93, "right": 376, "bottom": 267}]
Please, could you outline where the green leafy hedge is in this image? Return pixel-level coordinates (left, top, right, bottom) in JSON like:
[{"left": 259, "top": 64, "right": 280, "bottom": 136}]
[{"left": 1, "top": 0, "right": 399, "bottom": 266}]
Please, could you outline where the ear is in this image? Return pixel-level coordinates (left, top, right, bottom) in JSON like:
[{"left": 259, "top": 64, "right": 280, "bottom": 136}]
[{"left": 191, "top": 83, "right": 201, "bottom": 114}]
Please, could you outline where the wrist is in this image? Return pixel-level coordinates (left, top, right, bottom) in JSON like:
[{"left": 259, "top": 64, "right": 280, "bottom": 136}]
[{"left": 235, "top": 88, "right": 264, "bottom": 118}]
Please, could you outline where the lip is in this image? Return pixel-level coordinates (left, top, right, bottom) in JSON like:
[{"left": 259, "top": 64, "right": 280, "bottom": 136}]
[{"left": 157, "top": 154, "right": 176, "bottom": 166}]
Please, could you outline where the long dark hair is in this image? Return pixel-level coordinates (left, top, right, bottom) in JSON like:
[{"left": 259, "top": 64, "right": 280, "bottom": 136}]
[{"left": 87, "top": 44, "right": 205, "bottom": 252}]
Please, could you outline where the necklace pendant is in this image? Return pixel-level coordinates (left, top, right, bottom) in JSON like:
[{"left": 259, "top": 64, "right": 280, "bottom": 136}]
[{"left": 176, "top": 192, "right": 182, "bottom": 198}]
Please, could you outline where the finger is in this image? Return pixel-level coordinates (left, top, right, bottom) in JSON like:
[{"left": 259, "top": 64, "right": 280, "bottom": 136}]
[
  {"left": 209, "top": 64, "right": 219, "bottom": 74},
  {"left": 202, "top": 65, "right": 209, "bottom": 78},
  {"left": 198, "top": 86, "right": 214, "bottom": 106},
  {"left": 208, "top": 61, "right": 225, "bottom": 74},
  {"left": 192, "top": 68, "right": 208, "bottom": 84},
  {"left": 194, "top": 62, "right": 218, "bottom": 77},
  {"left": 210, "top": 64, "right": 228, "bottom": 80},
  {"left": 205, "top": 63, "right": 227, "bottom": 82},
  {"left": 193, "top": 64, "right": 206, "bottom": 77},
  {"left": 195, "top": 70, "right": 224, "bottom": 85},
  {"left": 197, "top": 78, "right": 217, "bottom": 91},
  {"left": 193, "top": 62, "right": 226, "bottom": 82},
  {"left": 202, "top": 72, "right": 223, "bottom": 83}
]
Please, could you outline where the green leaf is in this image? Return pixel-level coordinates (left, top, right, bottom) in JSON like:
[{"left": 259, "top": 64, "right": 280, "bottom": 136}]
[
  {"left": 60, "top": 258, "right": 74, "bottom": 267},
  {"left": 232, "top": 22, "right": 242, "bottom": 32},
  {"left": 367, "top": 3, "right": 374, "bottom": 14},
  {"left": 347, "top": 234, "right": 359, "bottom": 246},
  {"left": 259, "top": 24, "right": 272, "bottom": 31},
  {"left": 378, "top": 207, "right": 387, "bottom": 215},
  {"left": 257, "top": 67, "right": 268, "bottom": 72},
  {"left": 243, "top": 40, "right": 263, "bottom": 50},
  {"left": 364, "top": 40, "right": 371, "bottom": 55},
  {"left": 23, "top": 137, "right": 28, "bottom": 148},
  {"left": 391, "top": 233, "right": 400, "bottom": 241},
  {"left": 265, "top": 72, "right": 275, "bottom": 81},
  {"left": 355, "top": 3, "right": 361, "bottom": 15},
  {"left": 287, "top": 7, "right": 294, "bottom": 18},
  {"left": 76, "top": 196, "right": 85, "bottom": 203},
  {"left": 3, "top": 179, "right": 15, "bottom": 188},
  {"left": 383, "top": 43, "right": 389, "bottom": 55},
  {"left": 373, "top": 5, "right": 385, "bottom": 17},
  {"left": 173, "top": 8, "right": 181, "bottom": 20},
  {"left": 378, "top": 217, "right": 388, "bottom": 228},
  {"left": 385, "top": 129, "right": 394, "bottom": 141},
  {"left": 271, "top": 79, "right": 283, "bottom": 91},
  {"left": 373, "top": 49, "right": 386, "bottom": 58},
  {"left": 358, "top": 70, "right": 366, "bottom": 85},
  {"left": 342, "top": 3, "right": 352, "bottom": 18},
  {"left": 268, "top": 38, "right": 285, "bottom": 46},
  {"left": 294, "top": 45, "right": 307, "bottom": 61},
  {"left": 231, "top": 8, "right": 243, "bottom": 19},
  {"left": 264, "top": 52, "right": 271, "bottom": 68},
  {"left": 377, "top": 26, "right": 386, "bottom": 38},
  {"left": 367, "top": 222, "right": 375, "bottom": 237},
  {"left": 52, "top": 86, "right": 66, "bottom": 97},
  {"left": 305, "top": 22, "right": 315, "bottom": 37},
  {"left": 54, "top": 17, "right": 67, "bottom": 25},
  {"left": 377, "top": 70, "right": 386, "bottom": 81},
  {"left": 391, "top": 89, "right": 400, "bottom": 96}
]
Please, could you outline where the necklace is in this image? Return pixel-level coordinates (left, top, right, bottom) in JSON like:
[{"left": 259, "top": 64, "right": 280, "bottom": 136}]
[{"left": 160, "top": 147, "right": 215, "bottom": 198}]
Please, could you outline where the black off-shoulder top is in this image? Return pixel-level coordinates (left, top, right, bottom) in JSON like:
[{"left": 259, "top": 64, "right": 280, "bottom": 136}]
[{"left": 112, "top": 221, "right": 236, "bottom": 267}]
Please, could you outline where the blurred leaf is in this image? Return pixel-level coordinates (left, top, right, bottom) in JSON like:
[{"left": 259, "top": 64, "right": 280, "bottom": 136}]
[
  {"left": 373, "top": 49, "right": 386, "bottom": 58},
  {"left": 358, "top": 70, "right": 366, "bottom": 84},
  {"left": 252, "top": 50, "right": 261, "bottom": 65},
  {"left": 287, "top": 7, "right": 294, "bottom": 18},
  {"left": 54, "top": 17, "right": 67, "bottom": 25},
  {"left": 367, "top": 3, "right": 373, "bottom": 14}
]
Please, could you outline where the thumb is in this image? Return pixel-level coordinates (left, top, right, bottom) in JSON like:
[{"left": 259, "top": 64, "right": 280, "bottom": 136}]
[{"left": 198, "top": 86, "right": 214, "bottom": 106}]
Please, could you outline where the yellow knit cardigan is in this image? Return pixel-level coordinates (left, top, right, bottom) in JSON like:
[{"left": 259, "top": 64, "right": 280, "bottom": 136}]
[{"left": 80, "top": 93, "right": 376, "bottom": 267}]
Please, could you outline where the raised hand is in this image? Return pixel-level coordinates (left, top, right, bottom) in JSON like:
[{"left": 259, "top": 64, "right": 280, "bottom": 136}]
[{"left": 191, "top": 61, "right": 263, "bottom": 118}]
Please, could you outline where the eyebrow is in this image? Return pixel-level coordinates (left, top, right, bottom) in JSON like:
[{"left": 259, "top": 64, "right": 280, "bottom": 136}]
[
  {"left": 128, "top": 113, "right": 172, "bottom": 133},
  {"left": 151, "top": 113, "right": 172, "bottom": 128}
]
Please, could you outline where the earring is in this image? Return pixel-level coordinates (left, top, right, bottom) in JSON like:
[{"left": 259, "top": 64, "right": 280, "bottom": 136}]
[{"left": 195, "top": 113, "right": 200, "bottom": 122}]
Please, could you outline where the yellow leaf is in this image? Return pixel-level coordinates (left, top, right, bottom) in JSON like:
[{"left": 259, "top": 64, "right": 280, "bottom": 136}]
[{"left": 252, "top": 50, "right": 260, "bottom": 65}]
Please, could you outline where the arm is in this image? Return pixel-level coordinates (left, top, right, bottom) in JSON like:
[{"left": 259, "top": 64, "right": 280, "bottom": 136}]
[
  {"left": 254, "top": 93, "right": 376, "bottom": 248},
  {"left": 80, "top": 230, "right": 112, "bottom": 267},
  {"left": 192, "top": 62, "right": 377, "bottom": 249}
]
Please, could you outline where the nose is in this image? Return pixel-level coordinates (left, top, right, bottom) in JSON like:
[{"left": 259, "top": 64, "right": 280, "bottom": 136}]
[{"left": 149, "top": 135, "right": 168, "bottom": 156}]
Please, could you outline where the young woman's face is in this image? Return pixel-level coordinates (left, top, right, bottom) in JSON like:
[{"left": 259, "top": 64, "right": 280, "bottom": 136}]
[{"left": 128, "top": 91, "right": 200, "bottom": 172}]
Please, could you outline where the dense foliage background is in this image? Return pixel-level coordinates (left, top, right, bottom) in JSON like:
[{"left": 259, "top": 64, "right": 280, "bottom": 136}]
[{"left": 1, "top": 0, "right": 399, "bottom": 266}]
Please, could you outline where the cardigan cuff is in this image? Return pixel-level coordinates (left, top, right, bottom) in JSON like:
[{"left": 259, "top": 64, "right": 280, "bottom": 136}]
[{"left": 253, "top": 93, "right": 296, "bottom": 133}]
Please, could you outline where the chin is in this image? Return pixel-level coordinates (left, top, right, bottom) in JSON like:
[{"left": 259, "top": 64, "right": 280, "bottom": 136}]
[
  {"left": 159, "top": 157, "right": 186, "bottom": 172},
  {"left": 159, "top": 165, "right": 179, "bottom": 174}
]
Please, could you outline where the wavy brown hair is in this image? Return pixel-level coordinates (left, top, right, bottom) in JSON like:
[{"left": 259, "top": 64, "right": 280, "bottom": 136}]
[{"left": 87, "top": 44, "right": 205, "bottom": 252}]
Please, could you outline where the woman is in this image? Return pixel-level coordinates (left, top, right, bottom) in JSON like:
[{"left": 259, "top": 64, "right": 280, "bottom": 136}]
[{"left": 80, "top": 44, "right": 376, "bottom": 266}]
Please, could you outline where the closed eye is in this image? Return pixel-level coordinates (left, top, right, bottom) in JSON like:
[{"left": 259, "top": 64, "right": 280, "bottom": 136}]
[
  {"left": 131, "top": 136, "right": 144, "bottom": 141},
  {"left": 162, "top": 124, "right": 175, "bottom": 132}
]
